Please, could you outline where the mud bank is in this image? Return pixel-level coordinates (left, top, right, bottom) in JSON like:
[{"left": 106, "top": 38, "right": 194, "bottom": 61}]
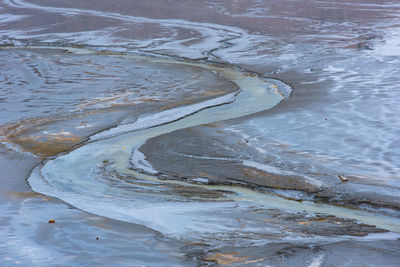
[
  {"left": 2, "top": 0, "right": 400, "bottom": 266},
  {"left": 139, "top": 124, "right": 400, "bottom": 211}
]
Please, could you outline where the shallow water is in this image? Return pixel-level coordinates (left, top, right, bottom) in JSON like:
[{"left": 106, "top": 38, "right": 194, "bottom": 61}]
[{"left": 1, "top": 0, "right": 400, "bottom": 266}]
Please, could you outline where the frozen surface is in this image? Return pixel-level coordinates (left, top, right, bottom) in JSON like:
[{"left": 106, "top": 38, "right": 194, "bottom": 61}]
[{"left": 1, "top": 0, "right": 400, "bottom": 266}]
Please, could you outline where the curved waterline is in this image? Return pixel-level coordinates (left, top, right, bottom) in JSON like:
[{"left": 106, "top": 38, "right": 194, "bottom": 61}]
[{"left": 25, "top": 46, "right": 400, "bottom": 245}]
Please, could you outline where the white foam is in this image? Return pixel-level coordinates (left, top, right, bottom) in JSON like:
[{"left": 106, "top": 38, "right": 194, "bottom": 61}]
[
  {"left": 90, "top": 92, "right": 237, "bottom": 140},
  {"left": 3, "top": 0, "right": 262, "bottom": 60},
  {"left": 130, "top": 145, "right": 158, "bottom": 174},
  {"left": 374, "top": 28, "right": 400, "bottom": 57},
  {"left": 1, "top": 141, "right": 38, "bottom": 158},
  {"left": 0, "top": 13, "right": 28, "bottom": 23},
  {"left": 191, "top": 178, "right": 209, "bottom": 184},
  {"left": 308, "top": 254, "right": 325, "bottom": 267}
]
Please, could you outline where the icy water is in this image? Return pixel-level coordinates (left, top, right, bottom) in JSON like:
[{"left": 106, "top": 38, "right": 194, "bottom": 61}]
[{"left": 1, "top": 0, "right": 400, "bottom": 266}]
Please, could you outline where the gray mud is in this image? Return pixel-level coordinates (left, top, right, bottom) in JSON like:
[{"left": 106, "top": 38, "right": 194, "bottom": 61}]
[
  {"left": 200, "top": 239, "right": 400, "bottom": 266},
  {"left": 2, "top": 0, "right": 400, "bottom": 266},
  {"left": 0, "top": 148, "right": 189, "bottom": 266},
  {"left": 0, "top": 48, "right": 238, "bottom": 157},
  {"left": 140, "top": 126, "right": 321, "bottom": 192},
  {"left": 140, "top": 124, "right": 400, "bottom": 211}
]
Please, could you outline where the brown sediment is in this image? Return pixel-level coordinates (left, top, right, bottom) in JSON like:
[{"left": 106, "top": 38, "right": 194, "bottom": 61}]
[
  {"left": 206, "top": 122, "right": 220, "bottom": 128},
  {"left": 10, "top": 133, "right": 83, "bottom": 158},
  {"left": 100, "top": 167, "right": 231, "bottom": 201},
  {"left": 260, "top": 211, "right": 388, "bottom": 237},
  {"left": 1, "top": 92, "right": 236, "bottom": 159},
  {"left": 0, "top": 46, "right": 240, "bottom": 159},
  {"left": 3, "top": 190, "right": 48, "bottom": 200},
  {"left": 1, "top": 117, "right": 88, "bottom": 158},
  {"left": 78, "top": 96, "right": 161, "bottom": 109},
  {"left": 314, "top": 188, "right": 400, "bottom": 211},
  {"left": 0, "top": 109, "right": 113, "bottom": 158},
  {"left": 240, "top": 167, "right": 320, "bottom": 192},
  {"left": 163, "top": 183, "right": 230, "bottom": 200},
  {"left": 0, "top": 109, "right": 104, "bottom": 139},
  {"left": 0, "top": 104, "right": 149, "bottom": 157},
  {"left": 205, "top": 251, "right": 264, "bottom": 265},
  {"left": 4, "top": 190, "right": 40, "bottom": 198},
  {"left": 200, "top": 239, "right": 400, "bottom": 267},
  {"left": 159, "top": 99, "right": 196, "bottom": 111}
]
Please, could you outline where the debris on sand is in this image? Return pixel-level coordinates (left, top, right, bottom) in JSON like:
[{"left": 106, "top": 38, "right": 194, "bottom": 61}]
[{"left": 338, "top": 175, "right": 349, "bottom": 182}]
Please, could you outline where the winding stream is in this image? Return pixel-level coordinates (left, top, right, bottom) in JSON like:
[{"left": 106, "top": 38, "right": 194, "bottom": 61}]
[{"left": 26, "top": 47, "right": 400, "bottom": 247}]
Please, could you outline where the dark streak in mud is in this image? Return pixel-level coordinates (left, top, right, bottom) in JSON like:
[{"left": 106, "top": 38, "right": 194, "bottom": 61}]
[{"left": 139, "top": 124, "right": 400, "bottom": 213}]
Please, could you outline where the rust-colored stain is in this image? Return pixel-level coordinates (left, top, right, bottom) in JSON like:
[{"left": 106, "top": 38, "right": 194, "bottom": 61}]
[
  {"left": 206, "top": 252, "right": 264, "bottom": 265},
  {"left": 11, "top": 133, "right": 82, "bottom": 158},
  {"left": 200, "top": 89, "right": 227, "bottom": 96},
  {"left": 296, "top": 221, "right": 312, "bottom": 225},
  {"left": 159, "top": 99, "right": 195, "bottom": 111},
  {"left": 297, "top": 219, "right": 328, "bottom": 225},
  {"left": 240, "top": 167, "right": 319, "bottom": 192},
  {"left": 274, "top": 88, "right": 285, "bottom": 98},
  {"left": 4, "top": 190, "right": 46, "bottom": 199},
  {"left": 78, "top": 95, "right": 160, "bottom": 109},
  {"left": 206, "top": 122, "right": 220, "bottom": 128},
  {"left": 0, "top": 115, "right": 93, "bottom": 158},
  {"left": 244, "top": 73, "right": 259, "bottom": 78},
  {"left": 241, "top": 167, "right": 284, "bottom": 189}
]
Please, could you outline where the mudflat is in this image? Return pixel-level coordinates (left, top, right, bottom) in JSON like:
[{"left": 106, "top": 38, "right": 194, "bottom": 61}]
[{"left": 1, "top": 0, "right": 400, "bottom": 266}]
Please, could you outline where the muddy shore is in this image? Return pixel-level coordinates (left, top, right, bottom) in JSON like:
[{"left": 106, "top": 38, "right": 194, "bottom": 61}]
[{"left": 1, "top": 0, "right": 400, "bottom": 266}]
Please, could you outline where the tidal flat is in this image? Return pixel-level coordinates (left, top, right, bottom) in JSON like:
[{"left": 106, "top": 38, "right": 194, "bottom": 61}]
[{"left": 1, "top": 0, "right": 400, "bottom": 266}]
